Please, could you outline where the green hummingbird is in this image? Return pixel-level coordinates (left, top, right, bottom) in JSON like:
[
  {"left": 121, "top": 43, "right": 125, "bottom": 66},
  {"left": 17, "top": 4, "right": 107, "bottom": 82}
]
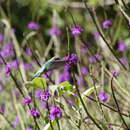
[{"left": 32, "top": 57, "right": 66, "bottom": 79}]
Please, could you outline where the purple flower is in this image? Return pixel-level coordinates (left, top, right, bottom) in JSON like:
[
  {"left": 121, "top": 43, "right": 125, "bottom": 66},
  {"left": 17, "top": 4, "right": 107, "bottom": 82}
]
[
  {"left": 67, "top": 99, "right": 74, "bottom": 105},
  {"left": 119, "top": 57, "right": 128, "bottom": 65},
  {"left": 40, "top": 90, "right": 51, "bottom": 102},
  {"left": 95, "top": 55, "right": 103, "bottom": 61},
  {"left": 27, "top": 128, "right": 33, "bottom": 130},
  {"left": 88, "top": 56, "right": 97, "bottom": 63},
  {"left": 27, "top": 21, "right": 39, "bottom": 30},
  {"left": 29, "top": 108, "right": 40, "bottom": 118},
  {"left": 11, "top": 60, "right": 20, "bottom": 69},
  {"left": 111, "top": 70, "right": 119, "bottom": 77},
  {"left": 12, "top": 89, "right": 20, "bottom": 99},
  {"left": 49, "top": 27, "right": 61, "bottom": 36},
  {"left": 22, "top": 97, "right": 32, "bottom": 105},
  {"left": 59, "top": 70, "right": 72, "bottom": 83},
  {"left": 98, "top": 91, "right": 109, "bottom": 102},
  {"left": 35, "top": 89, "right": 42, "bottom": 98},
  {"left": 80, "top": 46, "right": 88, "bottom": 54},
  {"left": 118, "top": 41, "right": 126, "bottom": 52},
  {"left": 81, "top": 67, "right": 89, "bottom": 75},
  {"left": 12, "top": 116, "right": 20, "bottom": 128},
  {"left": 24, "top": 63, "right": 33, "bottom": 70},
  {"left": 0, "top": 43, "right": 14, "bottom": 59},
  {"left": 26, "top": 48, "right": 32, "bottom": 56},
  {"left": 128, "top": 21, "right": 130, "bottom": 26},
  {"left": 42, "top": 71, "right": 52, "bottom": 79},
  {"left": 0, "top": 34, "right": 4, "bottom": 42},
  {"left": 5, "top": 64, "right": 11, "bottom": 75},
  {"left": 40, "top": 101, "right": 47, "bottom": 109},
  {"left": 64, "top": 53, "right": 78, "bottom": 70},
  {"left": 93, "top": 32, "right": 101, "bottom": 39},
  {"left": 49, "top": 106, "right": 62, "bottom": 120},
  {"left": 102, "top": 20, "right": 112, "bottom": 29},
  {"left": 0, "top": 104, "right": 5, "bottom": 114},
  {"left": 71, "top": 25, "right": 83, "bottom": 36}
]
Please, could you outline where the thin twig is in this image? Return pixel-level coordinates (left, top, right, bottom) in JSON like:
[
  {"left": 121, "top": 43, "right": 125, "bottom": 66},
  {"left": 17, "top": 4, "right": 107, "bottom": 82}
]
[{"left": 111, "top": 76, "right": 129, "bottom": 129}]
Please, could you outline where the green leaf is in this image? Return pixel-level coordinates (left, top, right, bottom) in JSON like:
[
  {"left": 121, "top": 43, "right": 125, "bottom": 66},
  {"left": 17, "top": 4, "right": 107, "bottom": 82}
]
[
  {"left": 32, "top": 77, "right": 47, "bottom": 89},
  {"left": 58, "top": 81, "right": 74, "bottom": 91},
  {"left": 49, "top": 81, "right": 74, "bottom": 96},
  {"left": 81, "top": 85, "right": 100, "bottom": 99}
]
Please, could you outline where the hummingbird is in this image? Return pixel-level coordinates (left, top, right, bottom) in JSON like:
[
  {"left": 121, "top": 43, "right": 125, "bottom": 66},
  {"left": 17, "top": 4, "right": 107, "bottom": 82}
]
[{"left": 32, "top": 57, "right": 66, "bottom": 79}]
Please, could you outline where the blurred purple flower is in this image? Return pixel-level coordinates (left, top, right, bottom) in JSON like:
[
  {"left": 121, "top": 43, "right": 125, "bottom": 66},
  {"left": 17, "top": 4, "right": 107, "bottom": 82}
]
[
  {"left": 26, "top": 48, "right": 32, "bottom": 56},
  {"left": 27, "top": 21, "right": 39, "bottom": 30},
  {"left": 24, "top": 63, "right": 33, "bottom": 70},
  {"left": 50, "top": 106, "right": 62, "bottom": 120},
  {"left": 35, "top": 89, "right": 42, "bottom": 98},
  {"left": 27, "top": 128, "right": 33, "bottom": 130},
  {"left": 95, "top": 55, "right": 103, "bottom": 61},
  {"left": 128, "top": 21, "right": 130, "bottom": 26},
  {"left": 0, "top": 43, "right": 14, "bottom": 59},
  {"left": 59, "top": 70, "right": 72, "bottom": 83},
  {"left": 88, "top": 56, "right": 96, "bottom": 63},
  {"left": 29, "top": 108, "right": 40, "bottom": 118},
  {"left": 12, "top": 28, "right": 16, "bottom": 33},
  {"left": 108, "top": 125, "right": 115, "bottom": 130},
  {"left": 11, "top": 60, "right": 20, "bottom": 69},
  {"left": 81, "top": 67, "right": 89, "bottom": 75},
  {"left": 5, "top": 64, "right": 11, "bottom": 76},
  {"left": 22, "top": 97, "right": 32, "bottom": 105},
  {"left": 40, "top": 101, "right": 47, "bottom": 109},
  {"left": 49, "top": 27, "right": 61, "bottom": 36},
  {"left": 40, "top": 90, "right": 51, "bottom": 102},
  {"left": 0, "top": 57, "right": 3, "bottom": 64},
  {"left": 80, "top": 46, "right": 88, "bottom": 54},
  {"left": 0, "top": 104, "right": 5, "bottom": 114},
  {"left": 12, "top": 89, "right": 20, "bottom": 99},
  {"left": 0, "top": 34, "right": 4, "bottom": 42},
  {"left": 99, "top": 91, "right": 109, "bottom": 102},
  {"left": 119, "top": 57, "right": 128, "bottom": 65},
  {"left": 71, "top": 25, "right": 83, "bottom": 36},
  {"left": 0, "top": 84, "right": 4, "bottom": 92},
  {"left": 118, "top": 41, "right": 126, "bottom": 52},
  {"left": 93, "top": 32, "right": 101, "bottom": 39},
  {"left": 111, "top": 70, "right": 119, "bottom": 77},
  {"left": 102, "top": 20, "right": 112, "bottom": 29},
  {"left": 42, "top": 71, "right": 52, "bottom": 79},
  {"left": 64, "top": 53, "right": 78, "bottom": 70},
  {"left": 12, "top": 116, "right": 20, "bottom": 128},
  {"left": 77, "top": 77, "right": 84, "bottom": 86},
  {"left": 67, "top": 98, "right": 74, "bottom": 105}
]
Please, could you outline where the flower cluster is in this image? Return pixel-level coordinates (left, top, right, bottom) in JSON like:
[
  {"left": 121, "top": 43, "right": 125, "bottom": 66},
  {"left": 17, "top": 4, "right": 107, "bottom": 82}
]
[
  {"left": 40, "top": 90, "right": 51, "bottom": 102},
  {"left": 64, "top": 53, "right": 78, "bottom": 70},
  {"left": 71, "top": 25, "right": 83, "bottom": 36},
  {"left": 49, "top": 106, "right": 62, "bottom": 120},
  {"left": 29, "top": 108, "right": 40, "bottom": 118}
]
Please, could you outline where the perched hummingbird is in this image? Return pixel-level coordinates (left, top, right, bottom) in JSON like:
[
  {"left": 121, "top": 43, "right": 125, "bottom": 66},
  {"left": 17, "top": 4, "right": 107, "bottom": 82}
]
[{"left": 32, "top": 57, "right": 66, "bottom": 79}]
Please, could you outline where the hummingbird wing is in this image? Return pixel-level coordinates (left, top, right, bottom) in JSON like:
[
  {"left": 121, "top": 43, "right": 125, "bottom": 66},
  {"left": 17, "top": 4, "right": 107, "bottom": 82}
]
[{"left": 47, "top": 59, "right": 67, "bottom": 70}]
